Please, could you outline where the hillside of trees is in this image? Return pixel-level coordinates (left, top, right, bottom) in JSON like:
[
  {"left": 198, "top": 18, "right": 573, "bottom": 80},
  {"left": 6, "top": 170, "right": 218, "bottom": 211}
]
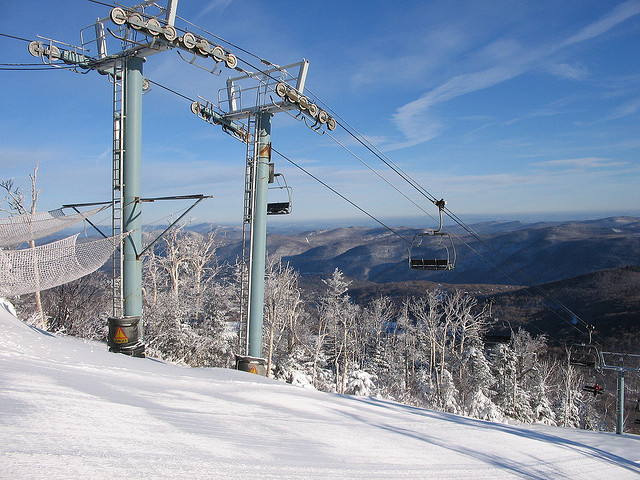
[
  {"left": 8, "top": 223, "right": 640, "bottom": 435},
  {"left": 210, "top": 216, "right": 640, "bottom": 285}
]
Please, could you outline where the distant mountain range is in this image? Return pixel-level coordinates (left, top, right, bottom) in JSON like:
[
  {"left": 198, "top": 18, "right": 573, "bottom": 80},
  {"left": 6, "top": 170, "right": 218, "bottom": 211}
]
[
  {"left": 211, "top": 216, "right": 640, "bottom": 351},
  {"left": 211, "top": 216, "right": 640, "bottom": 287}
]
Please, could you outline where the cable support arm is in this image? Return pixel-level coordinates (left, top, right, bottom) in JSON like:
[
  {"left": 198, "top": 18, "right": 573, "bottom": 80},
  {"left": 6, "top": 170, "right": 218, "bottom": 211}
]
[
  {"left": 69, "top": 206, "right": 109, "bottom": 239},
  {"left": 190, "top": 101, "right": 248, "bottom": 141},
  {"left": 136, "top": 195, "right": 212, "bottom": 259},
  {"left": 271, "top": 147, "right": 412, "bottom": 247}
]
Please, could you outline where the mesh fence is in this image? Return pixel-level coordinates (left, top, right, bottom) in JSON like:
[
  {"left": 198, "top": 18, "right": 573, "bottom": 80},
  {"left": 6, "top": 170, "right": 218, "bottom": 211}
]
[
  {"left": 0, "top": 205, "right": 108, "bottom": 247},
  {"left": 0, "top": 232, "right": 127, "bottom": 297}
]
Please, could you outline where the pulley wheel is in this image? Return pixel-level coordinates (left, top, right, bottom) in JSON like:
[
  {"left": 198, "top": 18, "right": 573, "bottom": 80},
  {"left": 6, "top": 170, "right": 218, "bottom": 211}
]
[
  {"left": 212, "top": 46, "right": 225, "bottom": 62},
  {"left": 275, "top": 82, "right": 288, "bottom": 98},
  {"left": 128, "top": 13, "right": 144, "bottom": 30},
  {"left": 225, "top": 53, "right": 238, "bottom": 69},
  {"left": 28, "top": 41, "right": 44, "bottom": 58},
  {"left": 317, "top": 109, "right": 328, "bottom": 124},
  {"left": 181, "top": 32, "right": 197, "bottom": 50},
  {"left": 142, "top": 78, "right": 150, "bottom": 91},
  {"left": 145, "top": 18, "right": 162, "bottom": 36},
  {"left": 308, "top": 103, "right": 319, "bottom": 117},
  {"left": 298, "top": 95, "right": 309, "bottom": 110},
  {"left": 286, "top": 89, "right": 299, "bottom": 103},
  {"left": 110, "top": 7, "right": 127, "bottom": 25},
  {"left": 162, "top": 25, "right": 177, "bottom": 42},
  {"left": 46, "top": 45, "right": 61, "bottom": 61},
  {"left": 327, "top": 117, "right": 337, "bottom": 131},
  {"left": 190, "top": 101, "right": 201, "bottom": 116},
  {"left": 197, "top": 38, "right": 211, "bottom": 55}
]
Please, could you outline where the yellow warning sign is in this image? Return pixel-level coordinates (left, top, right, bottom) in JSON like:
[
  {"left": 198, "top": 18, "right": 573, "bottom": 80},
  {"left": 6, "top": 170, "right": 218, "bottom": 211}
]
[
  {"left": 113, "top": 327, "right": 128, "bottom": 344},
  {"left": 248, "top": 365, "right": 258, "bottom": 374}
]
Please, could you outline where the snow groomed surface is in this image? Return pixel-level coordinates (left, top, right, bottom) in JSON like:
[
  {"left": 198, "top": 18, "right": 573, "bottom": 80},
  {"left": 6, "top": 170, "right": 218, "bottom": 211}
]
[{"left": 1, "top": 300, "right": 639, "bottom": 479}]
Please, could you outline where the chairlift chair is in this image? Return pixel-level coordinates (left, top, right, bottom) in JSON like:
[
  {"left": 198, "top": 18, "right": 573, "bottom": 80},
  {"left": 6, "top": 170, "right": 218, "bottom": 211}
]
[
  {"left": 409, "top": 199, "right": 456, "bottom": 271},
  {"left": 267, "top": 173, "right": 292, "bottom": 215},
  {"left": 583, "top": 383, "right": 605, "bottom": 397},
  {"left": 569, "top": 343, "right": 601, "bottom": 369},
  {"left": 483, "top": 330, "right": 512, "bottom": 344},
  {"left": 482, "top": 319, "right": 513, "bottom": 346}
]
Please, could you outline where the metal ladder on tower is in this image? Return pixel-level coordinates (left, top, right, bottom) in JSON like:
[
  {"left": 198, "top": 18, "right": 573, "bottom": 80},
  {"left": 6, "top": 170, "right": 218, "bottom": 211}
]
[
  {"left": 238, "top": 114, "right": 258, "bottom": 355},
  {"left": 111, "top": 61, "right": 125, "bottom": 318}
]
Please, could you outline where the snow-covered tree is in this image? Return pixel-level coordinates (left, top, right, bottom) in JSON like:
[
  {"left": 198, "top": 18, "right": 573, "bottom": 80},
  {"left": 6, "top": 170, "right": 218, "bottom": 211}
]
[
  {"left": 318, "top": 268, "right": 357, "bottom": 393},
  {"left": 461, "top": 346, "right": 501, "bottom": 421},
  {"left": 264, "top": 257, "right": 303, "bottom": 376},
  {"left": 142, "top": 225, "right": 234, "bottom": 368},
  {"left": 42, "top": 271, "right": 110, "bottom": 340},
  {"left": 1, "top": 164, "right": 45, "bottom": 328}
]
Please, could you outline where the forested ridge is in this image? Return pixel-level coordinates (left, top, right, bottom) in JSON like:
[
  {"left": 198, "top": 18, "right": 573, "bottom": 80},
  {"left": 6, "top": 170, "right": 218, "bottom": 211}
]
[{"left": 9, "top": 224, "right": 640, "bottom": 435}]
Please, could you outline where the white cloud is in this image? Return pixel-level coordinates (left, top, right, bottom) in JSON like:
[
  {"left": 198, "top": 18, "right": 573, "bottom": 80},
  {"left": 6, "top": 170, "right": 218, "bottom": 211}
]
[
  {"left": 533, "top": 157, "right": 627, "bottom": 169},
  {"left": 389, "top": 1, "right": 640, "bottom": 150},
  {"left": 390, "top": 64, "right": 523, "bottom": 148},
  {"left": 544, "top": 62, "right": 588, "bottom": 80},
  {"left": 194, "top": 0, "right": 233, "bottom": 22},
  {"left": 607, "top": 97, "right": 640, "bottom": 120},
  {"left": 561, "top": 1, "right": 640, "bottom": 47}
]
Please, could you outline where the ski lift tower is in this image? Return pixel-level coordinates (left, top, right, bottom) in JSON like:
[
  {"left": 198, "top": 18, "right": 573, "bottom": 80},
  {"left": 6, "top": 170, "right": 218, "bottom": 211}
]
[
  {"left": 599, "top": 351, "right": 640, "bottom": 435},
  {"left": 28, "top": 1, "right": 181, "bottom": 345},
  {"left": 191, "top": 61, "right": 338, "bottom": 362},
  {"left": 28, "top": 0, "right": 337, "bottom": 362},
  {"left": 570, "top": 342, "right": 640, "bottom": 434},
  {"left": 26, "top": 0, "right": 243, "bottom": 354},
  {"left": 213, "top": 63, "right": 308, "bottom": 360}
]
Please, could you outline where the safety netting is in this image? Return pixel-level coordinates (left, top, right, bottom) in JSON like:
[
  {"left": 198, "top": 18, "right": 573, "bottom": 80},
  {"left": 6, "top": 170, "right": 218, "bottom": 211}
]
[
  {"left": 0, "top": 205, "right": 108, "bottom": 247},
  {"left": 0, "top": 232, "right": 127, "bottom": 297}
]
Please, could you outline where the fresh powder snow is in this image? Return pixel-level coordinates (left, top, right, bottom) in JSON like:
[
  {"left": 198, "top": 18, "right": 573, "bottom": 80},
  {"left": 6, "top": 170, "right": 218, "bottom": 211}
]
[{"left": 1, "top": 299, "right": 639, "bottom": 479}]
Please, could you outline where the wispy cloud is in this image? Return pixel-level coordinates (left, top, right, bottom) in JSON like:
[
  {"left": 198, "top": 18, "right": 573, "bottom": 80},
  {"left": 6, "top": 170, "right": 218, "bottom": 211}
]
[
  {"left": 533, "top": 157, "right": 627, "bottom": 169},
  {"left": 543, "top": 62, "right": 588, "bottom": 80},
  {"left": 501, "top": 106, "right": 568, "bottom": 127},
  {"left": 390, "top": 1, "right": 640, "bottom": 149},
  {"left": 560, "top": 1, "right": 640, "bottom": 47},
  {"left": 193, "top": 0, "right": 233, "bottom": 22},
  {"left": 607, "top": 97, "right": 640, "bottom": 120},
  {"left": 390, "top": 64, "right": 525, "bottom": 149}
]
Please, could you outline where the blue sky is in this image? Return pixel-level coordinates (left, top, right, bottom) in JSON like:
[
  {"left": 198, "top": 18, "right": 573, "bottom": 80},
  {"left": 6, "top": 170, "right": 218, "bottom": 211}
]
[{"left": 1, "top": 0, "right": 639, "bottom": 228}]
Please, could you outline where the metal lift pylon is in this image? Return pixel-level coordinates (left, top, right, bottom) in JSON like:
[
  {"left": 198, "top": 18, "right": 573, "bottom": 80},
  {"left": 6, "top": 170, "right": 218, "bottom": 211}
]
[
  {"left": 191, "top": 60, "right": 323, "bottom": 374},
  {"left": 26, "top": 1, "right": 213, "bottom": 357}
]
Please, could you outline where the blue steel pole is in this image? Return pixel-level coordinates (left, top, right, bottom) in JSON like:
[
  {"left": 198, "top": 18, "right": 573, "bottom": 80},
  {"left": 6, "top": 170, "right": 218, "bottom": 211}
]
[
  {"left": 247, "top": 111, "right": 272, "bottom": 358},
  {"left": 122, "top": 56, "right": 144, "bottom": 323},
  {"left": 616, "top": 370, "right": 625, "bottom": 434}
]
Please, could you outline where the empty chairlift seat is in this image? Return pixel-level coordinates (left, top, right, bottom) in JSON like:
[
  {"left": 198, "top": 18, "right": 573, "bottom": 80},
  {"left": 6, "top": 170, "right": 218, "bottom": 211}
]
[
  {"left": 267, "top": 173, "right": 292, "bottom": 215},
  {"left": 409, "top": 231, "right": 456, "bottom": 271},
  {"left": 408, "top": 198, "right": 456, "bottom": 271}
]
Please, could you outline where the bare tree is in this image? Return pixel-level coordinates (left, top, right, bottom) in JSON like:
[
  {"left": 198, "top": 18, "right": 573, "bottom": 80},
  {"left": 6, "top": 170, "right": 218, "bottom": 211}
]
[
  {"left": 1, "top": 164, "right": 45, "bottom": 328},
  {"left": 317, "top": 268, "right": 354, "bottom": 393},
  {"left": 264, "top": 256, "right": 303, "bottom": 377}
]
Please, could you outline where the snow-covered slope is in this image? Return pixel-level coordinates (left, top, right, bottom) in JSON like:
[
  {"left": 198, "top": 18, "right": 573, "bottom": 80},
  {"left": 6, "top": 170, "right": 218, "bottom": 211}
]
[{"left": 1, "top": 301, "right": 639, "bottom": 479}]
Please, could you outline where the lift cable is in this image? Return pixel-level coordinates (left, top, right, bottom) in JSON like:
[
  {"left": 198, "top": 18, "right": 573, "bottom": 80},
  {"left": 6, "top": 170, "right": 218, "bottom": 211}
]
[
  {"left": 271, "top": 146, "right": 413, "bottom": 247},
  {"left": 2, "top": 7, "right": 600, "bottom": 346},
  {"left": 174, "top": 14, "right": 282, "bottom": 70},
  {"left": 145, "top": 73, "right": 593, "bottom": 340},
  {"left": 303, "top": 89, "right": 592, "bottom": 334},
  {"left": 3, "top": 9, "right": 593, "bottom": 342},
  {"left": 0, "top": 32, "right": 33, "bottom": 43},
  {"left": 325, "top": 130, "right": 439, "bottom": 225},
  {"left": 146, "top": 78, "right": 195, "bottom": 102},
  {"left": 0, "top": 66, "right": 73, "bottom": 71},
  {"left": 443, "top": 205, "right": 592, "bottom": 331}
]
